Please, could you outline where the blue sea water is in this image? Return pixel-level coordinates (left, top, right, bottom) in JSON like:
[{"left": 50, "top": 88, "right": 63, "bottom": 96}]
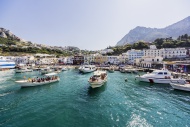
[{"left": 0, "top": 69, "right": 190, "bottom": 127}]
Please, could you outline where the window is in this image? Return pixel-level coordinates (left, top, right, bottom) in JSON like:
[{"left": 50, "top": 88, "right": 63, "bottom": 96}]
[
  {"left": 164, "top": 72, "right": 167, "bottom": 75},
  {"left": 158, "top": 72, "right": 163, "bottom": 75}
]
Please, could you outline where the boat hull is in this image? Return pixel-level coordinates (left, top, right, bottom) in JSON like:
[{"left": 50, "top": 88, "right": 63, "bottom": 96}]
[
  {"left": 15, "top": 69, "right": 33, "bottom": 73},
  {"left": 16, "top": 78, "right": 60, "bottom": 88},
  {"left": 153, "top": 78, "right": 186, "bottom": 84},
  {"left": 80, "top": 69, "right": 96, "bottom": 73},
  {"left": 89, "top": 77, "right": 107, "bottom": 88},
  {"left": 170, "top": 83, "right": 190, "bottom": 91},
  {"left": 135, "top": 76, "right": 150, "bottom": 83}
]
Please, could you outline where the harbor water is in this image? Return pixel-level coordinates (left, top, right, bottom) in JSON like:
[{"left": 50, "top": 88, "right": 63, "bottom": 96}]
[{"left": 0, "top": 69, "right": 190, "bottom": 127}]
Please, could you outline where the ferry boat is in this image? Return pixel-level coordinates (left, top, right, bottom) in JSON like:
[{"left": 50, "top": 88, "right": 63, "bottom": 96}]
[
  {"left": 0, "top": 60, "right": 15, "bottom": 70},
  {"left": 79, "top": 65, "right": 96, "bottom": 73},
  {"left": 135, "top": 68, "right": 186, "bottom": 84},
  {"left": 88, "top": 70, "right": 107, "bottom": 88},
  {"left": 15, "top": 72, "right": 60, "bottom": 88}
]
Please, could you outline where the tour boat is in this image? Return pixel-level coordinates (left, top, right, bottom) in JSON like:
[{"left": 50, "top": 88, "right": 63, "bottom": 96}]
[
  {"left": 88, "top": 70, "right": 107, "bottom": 88},
  {"left": 79, "top": 65, "right": 96, "bottom": 73},
  {"left": 15, "top": 68, "right": 33, "bottom": 73},
  {"left": 15, "top": 72, "right": 60, "bottom": 88},
  {"left": 170, "top": 82, "right": 190, "bottom": 92},
  {"left": 135, "top": 68, "right": 186, "bottom": 84}
]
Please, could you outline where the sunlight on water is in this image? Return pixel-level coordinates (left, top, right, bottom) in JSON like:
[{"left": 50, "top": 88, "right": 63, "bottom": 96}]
[{"left": 127, "top": 114, "right": 153, "bottom": 127}]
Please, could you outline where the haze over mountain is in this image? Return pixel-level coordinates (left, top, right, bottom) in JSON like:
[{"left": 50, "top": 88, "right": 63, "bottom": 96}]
[{"left": 116, "top": 16, "right": 190, "bottom": 46}]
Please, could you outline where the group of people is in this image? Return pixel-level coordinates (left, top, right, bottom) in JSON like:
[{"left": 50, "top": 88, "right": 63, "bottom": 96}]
[{"left": 28, "top": 76, "right": 58, "bottom": 83}]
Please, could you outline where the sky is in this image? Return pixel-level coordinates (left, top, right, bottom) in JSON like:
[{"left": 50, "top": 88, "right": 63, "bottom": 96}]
[{"left": 0, "top": 0, "right": 190, "bottom": 50}]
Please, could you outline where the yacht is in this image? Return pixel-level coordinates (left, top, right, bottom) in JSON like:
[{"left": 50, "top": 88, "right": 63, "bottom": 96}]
[
  {"left": 135, "top": 68, "right": 186, "bottom": 84},
  {"left": 88, "top": 70, "right": 107, "bottom": 88},
  {"left": 79, "top": 65, "right": 96, "bottom": 73}
]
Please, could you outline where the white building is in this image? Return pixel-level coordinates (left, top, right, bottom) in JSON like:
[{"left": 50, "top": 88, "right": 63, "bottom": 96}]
[
  {"left": 126, "top": 49, "right": 144, "bottom": 63},
  {"left": 100, "top": 49, "right": 114, "bottom": 55},
  {"left": 144, "top": 45, "right": 187, "bottom": 58},
  {"left": 14, "top": 55, "right": 35, "bottom": 64},
  {"left": 34, "top": 54, "right": 57, "bottom": 65},
  {"left": 84, "top": 54, "right": 96, "bottom": 64},
  {"left": 63, "top": 56, "right": 73, "bottom": 64},
  {"left": 135, "top": 56, "right": 163, "bottom": 68},
  {"left": 106, "top": 56, "right": 119, "bottom": 65},
  {"left": 118, "top": 54, "right": 128, "bottom": 64}
]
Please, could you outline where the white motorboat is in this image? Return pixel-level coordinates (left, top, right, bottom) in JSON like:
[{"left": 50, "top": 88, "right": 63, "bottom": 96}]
[
  {"left": 135, "top": 68, "right": 186, "bottom": 84},
  {"left": 88, "top": 70, "right": 107, "bottom": 88},
  {"left": 40, "top": 68, "right": 54, "bottom": 74},
  {"left": 15, "top": 68, "right": 33, "bottom": 73},
  {"left": 170, "top": 82, "right": 190, "bottom": 91},
  {"left": 79, "top": 65, "right": 96, "bottom": 73},
  {"left": 15, "top": 73, "right": 60, "bottom": 88},
  {"left": 62, "top": 67, "right": 68, "bottom": 71}
]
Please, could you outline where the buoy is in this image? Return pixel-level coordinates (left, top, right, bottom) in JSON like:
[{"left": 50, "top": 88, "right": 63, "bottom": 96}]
[{"left": 125, "top": 78, "right": 128, "bottom": 82}]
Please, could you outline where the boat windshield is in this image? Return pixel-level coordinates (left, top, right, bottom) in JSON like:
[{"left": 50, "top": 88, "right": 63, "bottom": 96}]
[{"left": 151, "top": 72, "right": 158, "bottom": 74}]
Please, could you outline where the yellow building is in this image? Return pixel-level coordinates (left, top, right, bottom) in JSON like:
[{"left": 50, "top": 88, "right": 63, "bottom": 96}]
[{"left": 94, "top": 55, "right": 108, "bottom": 64}]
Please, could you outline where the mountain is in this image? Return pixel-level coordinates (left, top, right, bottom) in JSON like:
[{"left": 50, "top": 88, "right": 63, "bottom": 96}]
[
  {"left": 0, "top": 28, "right": 26, "bottom": 42},
  {"left": 116, "top": 16, "right": 190, "bottom": 46}
]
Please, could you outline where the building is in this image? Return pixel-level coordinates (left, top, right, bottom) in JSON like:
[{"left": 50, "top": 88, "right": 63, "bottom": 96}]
[
  {"left": 106, "top": 56, "right": 119, "bottom": 65},
  {"left": 126, "top": 49, "right": 144, "bottom": 64},
  {"left": 144, "top": 45, "right": 187, "bottom": 58},
  {"left": 94, "top": 54, "right": 107, "bottom": 64},
  {"left": 135, "top": 56, "right": 163, "bottom": 68},
  {"left": 73, "top": 55, "right": 84, "bottom": 65},
  {"left": 34, "top": 54, "right": 57, "bottom": 65}
]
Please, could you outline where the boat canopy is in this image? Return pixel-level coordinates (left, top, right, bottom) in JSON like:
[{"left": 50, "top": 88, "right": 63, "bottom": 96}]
[
  {"left": 45, "top": 72, "right": 58, "bottom": 76},
  {"left": 93, "top": 71, "right": 106, "bottom": 76}
]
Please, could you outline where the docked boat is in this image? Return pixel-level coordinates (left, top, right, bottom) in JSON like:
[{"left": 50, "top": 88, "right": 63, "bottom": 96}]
[
  {"left": 170, "top": 82, "right": 190, "bottom": 91},
  {"left": 62, "top": 67, "right": 68, "bottom": 71},
  {"left": 79, "top": 65, "right": 96, "bottom": 73},
  {"left": 135, "top": 68, "right": 186, "bottom": 84},
  {"left": 40, "top": 67, "right": 54, "bottom": 74},
  {"left": 15, "top": 68, "right": 33, "bottom": 73},
  {"left": 88, "top": 70, "right": 107, "bottom": 88},
  {"left": 15, "top": 72, "right": 60, "bottom": 88},
  {"left": 0, "top": 59, "right": 15, "bottom": 70},
  {"left": 107, "top": 67, "right": 114, "bottom": 73}
]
